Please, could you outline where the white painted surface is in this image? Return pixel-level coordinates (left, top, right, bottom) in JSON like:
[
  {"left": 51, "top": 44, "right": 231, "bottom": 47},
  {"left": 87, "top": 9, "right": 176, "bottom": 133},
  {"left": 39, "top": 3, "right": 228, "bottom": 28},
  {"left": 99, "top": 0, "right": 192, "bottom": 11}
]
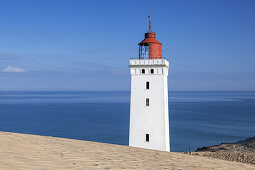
[{"left": 129, "top": 59, "right": 170, "bottom": 152}]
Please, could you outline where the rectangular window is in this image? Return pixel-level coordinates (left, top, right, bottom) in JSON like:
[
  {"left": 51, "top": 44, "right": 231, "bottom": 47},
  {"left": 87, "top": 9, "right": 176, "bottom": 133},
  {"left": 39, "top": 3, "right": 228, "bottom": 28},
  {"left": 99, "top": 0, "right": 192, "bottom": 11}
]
[
  {"left": 146, "top": 82, "right": 149, "bottom": 89},
  {"left": 146, "top": 98, "right": 149, "bottom": 106},
  {"left": 146, "top": 134, "right": 149, "bottom": 142}
]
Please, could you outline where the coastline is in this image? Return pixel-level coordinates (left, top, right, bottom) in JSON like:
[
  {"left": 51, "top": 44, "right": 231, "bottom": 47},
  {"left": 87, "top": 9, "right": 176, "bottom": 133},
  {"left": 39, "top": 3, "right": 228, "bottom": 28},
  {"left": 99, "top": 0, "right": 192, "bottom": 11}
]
[
  {"left": 0, "top": 131, "right": 254, "bottom": 169},
  {"left": 192, "top": 136, "right": 255, "bottom": 165}
]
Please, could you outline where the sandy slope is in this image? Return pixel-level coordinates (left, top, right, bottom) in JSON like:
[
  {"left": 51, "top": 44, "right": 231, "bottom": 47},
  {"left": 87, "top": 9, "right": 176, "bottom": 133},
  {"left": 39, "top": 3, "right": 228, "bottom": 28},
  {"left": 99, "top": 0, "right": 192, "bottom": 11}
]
[{"left": 0, "top": 132, "right": 254, "bottom": 170}]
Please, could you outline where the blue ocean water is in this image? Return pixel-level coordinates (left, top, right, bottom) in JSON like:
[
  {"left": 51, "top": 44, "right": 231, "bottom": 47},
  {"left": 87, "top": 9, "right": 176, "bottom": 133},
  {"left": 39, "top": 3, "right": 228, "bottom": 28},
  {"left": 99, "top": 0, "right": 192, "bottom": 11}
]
[{"left": 0, "top": 91, "right": 254, "bottom": 152}]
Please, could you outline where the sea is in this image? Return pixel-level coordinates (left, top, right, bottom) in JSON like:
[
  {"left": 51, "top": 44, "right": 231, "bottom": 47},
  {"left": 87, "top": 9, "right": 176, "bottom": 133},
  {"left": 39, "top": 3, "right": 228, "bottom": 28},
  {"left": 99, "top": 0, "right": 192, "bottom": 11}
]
[{"left": 0, "top": 91, "right": 254, "bottom": 152}]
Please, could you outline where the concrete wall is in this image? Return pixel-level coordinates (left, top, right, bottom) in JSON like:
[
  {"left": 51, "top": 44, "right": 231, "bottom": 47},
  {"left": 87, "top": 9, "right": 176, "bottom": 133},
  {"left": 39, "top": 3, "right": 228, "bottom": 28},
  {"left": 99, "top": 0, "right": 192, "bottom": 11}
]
[{"left": 129, "top": 59, "right": 170, "bottom": 152}]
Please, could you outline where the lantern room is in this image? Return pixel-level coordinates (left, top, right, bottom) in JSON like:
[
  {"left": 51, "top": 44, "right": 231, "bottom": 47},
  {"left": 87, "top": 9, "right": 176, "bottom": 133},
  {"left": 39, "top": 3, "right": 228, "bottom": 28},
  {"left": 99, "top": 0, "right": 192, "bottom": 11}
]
[{"left": 139, "top": 15, "right": 162, "bottom": 59}]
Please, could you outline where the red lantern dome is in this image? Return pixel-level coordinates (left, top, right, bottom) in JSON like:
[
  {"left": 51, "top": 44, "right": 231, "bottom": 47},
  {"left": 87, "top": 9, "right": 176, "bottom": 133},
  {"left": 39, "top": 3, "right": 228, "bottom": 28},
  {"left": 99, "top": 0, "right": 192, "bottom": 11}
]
[{"left": 139, "top": 15, "right": 162, "bottom": 59}]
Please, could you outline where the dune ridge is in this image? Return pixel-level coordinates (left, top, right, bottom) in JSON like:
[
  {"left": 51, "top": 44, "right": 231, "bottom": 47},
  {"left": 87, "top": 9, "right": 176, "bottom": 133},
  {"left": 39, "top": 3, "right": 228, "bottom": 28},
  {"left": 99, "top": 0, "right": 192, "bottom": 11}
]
[{"left": 0, "top": 131, "right": 254, "bottom": 169}]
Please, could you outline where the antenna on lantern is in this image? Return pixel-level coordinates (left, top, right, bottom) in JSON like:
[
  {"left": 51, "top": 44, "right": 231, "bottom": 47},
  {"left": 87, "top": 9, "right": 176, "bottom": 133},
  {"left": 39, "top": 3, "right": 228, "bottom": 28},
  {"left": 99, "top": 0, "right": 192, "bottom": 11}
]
[{"left": 148, "top": 12, "right": 152, "bottom": 33}]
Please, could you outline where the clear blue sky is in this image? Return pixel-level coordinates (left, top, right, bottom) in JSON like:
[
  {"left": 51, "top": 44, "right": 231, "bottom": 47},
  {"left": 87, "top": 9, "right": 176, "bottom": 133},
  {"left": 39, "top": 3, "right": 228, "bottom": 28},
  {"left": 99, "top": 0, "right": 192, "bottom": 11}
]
[{"left": 0, "top": 0, "right": 254, "bottom": 91}]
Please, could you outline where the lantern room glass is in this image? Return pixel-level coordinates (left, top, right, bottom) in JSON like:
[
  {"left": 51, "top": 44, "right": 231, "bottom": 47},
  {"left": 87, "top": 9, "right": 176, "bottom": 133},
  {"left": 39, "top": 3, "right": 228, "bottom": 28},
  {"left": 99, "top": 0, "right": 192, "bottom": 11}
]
[{"left": 139, "top": 44, "right": 149, "bottom": 59}]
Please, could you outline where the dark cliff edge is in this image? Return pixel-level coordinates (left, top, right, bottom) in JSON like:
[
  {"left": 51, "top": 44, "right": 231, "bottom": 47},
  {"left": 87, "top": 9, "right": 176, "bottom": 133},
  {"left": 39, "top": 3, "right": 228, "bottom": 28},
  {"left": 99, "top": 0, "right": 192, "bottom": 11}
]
[
  {"left": 193, "top": 136, "right": 255, "bottom": 165},
  {"left": 196, "top": 136, "right": 255, "bottom": 152}
]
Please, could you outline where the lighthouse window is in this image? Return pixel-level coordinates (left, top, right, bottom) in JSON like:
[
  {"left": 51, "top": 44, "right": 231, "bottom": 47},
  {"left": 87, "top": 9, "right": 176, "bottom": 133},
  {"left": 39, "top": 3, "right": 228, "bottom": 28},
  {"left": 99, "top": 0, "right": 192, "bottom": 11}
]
[
  {"left": 146, "top": 134, "right": 149, "bottom": 142},
  {"left": 146, "top": 82, "right": 149, "bottom": 89},
  {"left": 142, "top": 69, "right": 145, "bottom": 74},
  {"left": 151, "top": 69, "right": 154, "bottom": 74},
  {"left": 146, "top": 98, "right": 149, "bottom": 106}
]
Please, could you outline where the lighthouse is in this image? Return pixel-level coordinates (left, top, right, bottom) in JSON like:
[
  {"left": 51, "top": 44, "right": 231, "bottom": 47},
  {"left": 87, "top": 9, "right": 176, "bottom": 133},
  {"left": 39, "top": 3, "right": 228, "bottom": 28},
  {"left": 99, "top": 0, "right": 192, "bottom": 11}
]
[{"left": 129, "top": 15, "right": 170, "bottom": 152}]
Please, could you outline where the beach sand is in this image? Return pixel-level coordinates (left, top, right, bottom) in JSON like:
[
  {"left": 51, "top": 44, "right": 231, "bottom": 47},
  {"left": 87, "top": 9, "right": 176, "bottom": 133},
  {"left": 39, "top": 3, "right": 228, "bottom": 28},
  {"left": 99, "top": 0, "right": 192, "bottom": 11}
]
[{"left": 0, "top": 131, "right": 254, "bottom": 170}]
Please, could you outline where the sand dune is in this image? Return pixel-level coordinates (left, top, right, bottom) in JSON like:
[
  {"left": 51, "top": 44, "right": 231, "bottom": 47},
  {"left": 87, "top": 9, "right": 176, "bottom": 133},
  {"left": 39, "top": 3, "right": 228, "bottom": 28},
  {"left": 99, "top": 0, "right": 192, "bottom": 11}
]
[{"left": 0, "top": 132, "right": 254, "bottom": 169}]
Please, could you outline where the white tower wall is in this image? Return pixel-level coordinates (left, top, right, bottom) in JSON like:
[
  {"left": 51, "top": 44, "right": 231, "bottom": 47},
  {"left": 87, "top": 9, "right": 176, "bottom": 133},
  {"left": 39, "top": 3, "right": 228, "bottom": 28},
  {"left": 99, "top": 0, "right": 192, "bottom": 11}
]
[{"left": 129, "top": 59, "right": 170, "bottom": 152}]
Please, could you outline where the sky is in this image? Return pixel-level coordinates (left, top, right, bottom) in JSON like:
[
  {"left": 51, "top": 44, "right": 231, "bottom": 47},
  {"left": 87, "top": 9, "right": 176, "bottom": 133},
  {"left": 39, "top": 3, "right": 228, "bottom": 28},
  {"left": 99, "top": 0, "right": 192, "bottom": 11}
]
[{"left": 0, "top": 0, "right": 255, "bottom": 91}]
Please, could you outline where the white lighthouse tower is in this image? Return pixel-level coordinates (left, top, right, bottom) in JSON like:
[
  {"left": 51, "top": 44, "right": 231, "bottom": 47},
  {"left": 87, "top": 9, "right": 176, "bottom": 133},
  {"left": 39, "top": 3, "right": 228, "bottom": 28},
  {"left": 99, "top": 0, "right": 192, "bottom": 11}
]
[{"left": 129, "top": 15, "right": 170, "bottom": 152}]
